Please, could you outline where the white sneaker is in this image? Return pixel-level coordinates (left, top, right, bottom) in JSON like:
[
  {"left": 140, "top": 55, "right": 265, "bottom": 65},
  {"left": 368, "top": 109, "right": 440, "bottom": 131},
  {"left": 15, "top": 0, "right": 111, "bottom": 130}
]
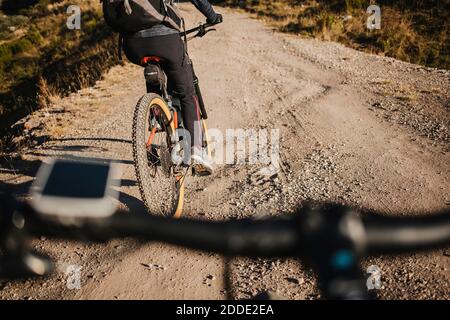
[{"left": 191, "top": 147, "right": 213, "bottom": 176}]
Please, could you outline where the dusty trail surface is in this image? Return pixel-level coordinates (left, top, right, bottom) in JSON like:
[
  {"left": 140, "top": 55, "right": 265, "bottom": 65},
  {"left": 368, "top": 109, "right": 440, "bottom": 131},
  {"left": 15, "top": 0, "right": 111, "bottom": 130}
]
[{"left": 1, "top": 5, "right": 449, "bottom": 300}]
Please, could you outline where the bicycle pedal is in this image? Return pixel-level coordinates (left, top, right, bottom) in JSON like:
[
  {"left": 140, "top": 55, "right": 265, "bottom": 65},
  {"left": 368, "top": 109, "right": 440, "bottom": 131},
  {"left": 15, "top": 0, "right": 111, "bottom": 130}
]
[{"left": 192, "top": 165, "right": 212, "bottom": 177}]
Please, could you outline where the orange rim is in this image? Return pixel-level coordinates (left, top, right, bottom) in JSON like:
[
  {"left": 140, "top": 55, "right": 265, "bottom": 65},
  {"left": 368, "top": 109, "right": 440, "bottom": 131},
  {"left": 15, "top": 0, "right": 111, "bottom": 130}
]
[
  {"left": 173, "top": 175, "right": 185, "bottom": 219},
  {"left": 173, "top": 111, "right": 178, "bottom": 129}
]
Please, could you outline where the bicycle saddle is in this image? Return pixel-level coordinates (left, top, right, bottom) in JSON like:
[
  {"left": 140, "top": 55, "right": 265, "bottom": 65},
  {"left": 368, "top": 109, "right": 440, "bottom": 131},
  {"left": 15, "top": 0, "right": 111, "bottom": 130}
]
[{"left": 141, "top": 56, "right": 164, "bottom": 66}]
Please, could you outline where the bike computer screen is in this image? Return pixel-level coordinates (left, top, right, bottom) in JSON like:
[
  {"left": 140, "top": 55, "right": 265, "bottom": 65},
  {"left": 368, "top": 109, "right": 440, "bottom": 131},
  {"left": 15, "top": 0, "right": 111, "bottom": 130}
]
[
  {"left": 41, "top": 160, "right": 111, "bottom": 199},
  {"left": 32, "top": 159, "right": 119, "bottom": 218}
]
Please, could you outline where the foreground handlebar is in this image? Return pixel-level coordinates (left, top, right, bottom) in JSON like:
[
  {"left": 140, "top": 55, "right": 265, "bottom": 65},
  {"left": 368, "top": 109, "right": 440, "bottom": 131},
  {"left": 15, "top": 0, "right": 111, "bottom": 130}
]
[
  {"left": 21, "top": 204, "right": 301, "bottom": 258},
  {"left": 19, "top": 202, "right": 450, "bottom": 258}
]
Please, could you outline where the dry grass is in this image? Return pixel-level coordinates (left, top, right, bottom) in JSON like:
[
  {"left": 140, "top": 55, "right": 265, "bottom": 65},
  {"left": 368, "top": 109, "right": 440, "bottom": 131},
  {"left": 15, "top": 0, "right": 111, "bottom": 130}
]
[
  {"left": 215, "top": 0, "right": 449, "bottom": 69},
  {"left": 0, "top": 0, "right": 117, "bottom": 134},
  {"left": 37, "top": 77, "right": 59, "bottom": 109}
]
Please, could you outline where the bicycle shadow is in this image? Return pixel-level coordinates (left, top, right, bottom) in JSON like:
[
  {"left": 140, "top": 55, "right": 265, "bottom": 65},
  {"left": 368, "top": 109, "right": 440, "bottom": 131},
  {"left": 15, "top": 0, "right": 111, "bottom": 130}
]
[
  {"left": 52, "top": 137, "right": 132, "bottom": 144},
  {"left": 27, "top": 151, "right": 135, "bottom": 165},
  {"left": 24, "top": 136, "right": 134, "bottom": 164},
  {"left": 113, "top": 179, "right": 148, "bottom": 215},
  {"left": 118, "top": 191, "right": 148, "bottom": 217},
  {"left": 0, "top": 155, "right": 42, "bottom": 195}
]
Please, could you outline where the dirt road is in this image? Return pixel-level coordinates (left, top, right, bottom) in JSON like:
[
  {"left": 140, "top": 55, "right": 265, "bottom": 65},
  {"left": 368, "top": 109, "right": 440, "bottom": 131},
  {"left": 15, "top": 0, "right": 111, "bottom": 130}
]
[{"left": 0, "top": 5, "right": 449, "bottom": 300}]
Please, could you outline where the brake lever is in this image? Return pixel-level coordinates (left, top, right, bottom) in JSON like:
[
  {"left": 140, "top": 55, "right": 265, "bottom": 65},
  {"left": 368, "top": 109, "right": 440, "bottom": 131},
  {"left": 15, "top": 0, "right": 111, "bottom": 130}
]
[
  {"left": 195, "top": 26, "right": 216, "bottom": 38},
  {"left": 205, "top": 28, "right": 216, "bottom": 34}
]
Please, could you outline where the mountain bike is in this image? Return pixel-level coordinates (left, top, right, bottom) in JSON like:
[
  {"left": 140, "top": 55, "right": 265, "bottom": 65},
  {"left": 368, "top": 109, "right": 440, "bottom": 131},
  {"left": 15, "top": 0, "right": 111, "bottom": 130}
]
[
  {"left": 132, "top": 23, "right": 217, "bottom": 218},
  {"left": 1, "top": 185, "right": 449, "bottom": 300}
]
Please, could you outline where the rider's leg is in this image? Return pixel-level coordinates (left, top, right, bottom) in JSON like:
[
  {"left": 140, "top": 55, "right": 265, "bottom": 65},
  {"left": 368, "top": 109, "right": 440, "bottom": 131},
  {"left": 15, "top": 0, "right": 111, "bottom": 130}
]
[
  {"left": 124, "top": 34, "right": 202, "bottom": 148},
  {"left": 165, "top": 63, "right": 213, "bottom": 174},
  {"left": 123, "top": 34, "right": 212, "bottom": 173},
  {"left": 165, "top": 58, "right": 204, "bottom": 150}
]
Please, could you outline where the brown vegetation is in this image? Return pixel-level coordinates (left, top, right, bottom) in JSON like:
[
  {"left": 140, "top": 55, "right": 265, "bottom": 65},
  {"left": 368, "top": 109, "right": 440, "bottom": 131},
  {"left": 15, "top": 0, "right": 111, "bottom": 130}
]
[
  {"left": 0, "top": 0, "right": 118, "bottom": 135},
  {"left": 214, "top": 0, "right": 449, "bottom": 69}
]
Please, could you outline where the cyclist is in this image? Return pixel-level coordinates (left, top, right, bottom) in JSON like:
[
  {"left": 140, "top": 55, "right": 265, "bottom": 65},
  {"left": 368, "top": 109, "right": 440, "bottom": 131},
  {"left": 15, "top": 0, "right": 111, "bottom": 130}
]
[{"left": 122, "top": 1, "right": 223, "bottom": 175}]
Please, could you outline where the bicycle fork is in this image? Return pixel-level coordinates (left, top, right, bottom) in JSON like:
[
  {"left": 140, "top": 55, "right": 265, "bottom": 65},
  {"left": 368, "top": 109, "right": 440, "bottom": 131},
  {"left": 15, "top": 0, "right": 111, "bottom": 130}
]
[{"left": 190, "top": 62, "right": 208, "bottom": 120}]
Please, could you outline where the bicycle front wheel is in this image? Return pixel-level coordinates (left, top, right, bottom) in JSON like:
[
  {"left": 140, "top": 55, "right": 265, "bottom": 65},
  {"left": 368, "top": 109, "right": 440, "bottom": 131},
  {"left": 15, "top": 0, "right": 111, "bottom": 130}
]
[{"left": 132, "top": 93, "right": 185, "bottom": 217}]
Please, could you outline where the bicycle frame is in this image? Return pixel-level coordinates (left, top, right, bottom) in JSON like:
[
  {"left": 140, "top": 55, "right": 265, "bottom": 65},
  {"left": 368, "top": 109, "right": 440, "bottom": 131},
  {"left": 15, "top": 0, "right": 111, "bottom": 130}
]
[{"left": 142, "top": 23, "right": 214, "bottom": 124}]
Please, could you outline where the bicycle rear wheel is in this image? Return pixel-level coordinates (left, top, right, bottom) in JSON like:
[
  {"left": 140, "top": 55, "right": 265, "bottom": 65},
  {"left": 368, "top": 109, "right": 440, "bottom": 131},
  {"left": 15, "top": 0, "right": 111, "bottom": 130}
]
[{"left": 132, "top": 93, "right": 185, "bottom": 217}]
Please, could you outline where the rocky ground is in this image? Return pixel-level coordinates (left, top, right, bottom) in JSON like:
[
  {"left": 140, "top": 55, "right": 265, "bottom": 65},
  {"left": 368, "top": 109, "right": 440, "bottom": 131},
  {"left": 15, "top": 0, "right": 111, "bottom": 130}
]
[{"left": 0, "top": 5, "right": 449, "bottom": 300}]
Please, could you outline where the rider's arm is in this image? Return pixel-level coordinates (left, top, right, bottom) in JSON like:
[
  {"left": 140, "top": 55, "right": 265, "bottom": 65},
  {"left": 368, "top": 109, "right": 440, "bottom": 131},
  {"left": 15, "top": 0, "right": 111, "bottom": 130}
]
[{"left": 190, "top": 0, "right": 221, "bottom": 24}]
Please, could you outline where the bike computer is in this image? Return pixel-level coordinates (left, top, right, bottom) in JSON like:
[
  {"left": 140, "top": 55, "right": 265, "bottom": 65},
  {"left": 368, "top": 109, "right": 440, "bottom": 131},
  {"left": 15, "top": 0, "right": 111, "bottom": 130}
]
[{"left": 30, "top": 159, "right": 119, "bottom": 218}]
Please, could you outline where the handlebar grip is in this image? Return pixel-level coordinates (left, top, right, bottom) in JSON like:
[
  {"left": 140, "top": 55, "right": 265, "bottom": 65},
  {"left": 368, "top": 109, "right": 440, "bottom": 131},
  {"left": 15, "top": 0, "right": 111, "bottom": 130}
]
[{"left": 363, "top": 211, "right": 450, "bottom": 254}]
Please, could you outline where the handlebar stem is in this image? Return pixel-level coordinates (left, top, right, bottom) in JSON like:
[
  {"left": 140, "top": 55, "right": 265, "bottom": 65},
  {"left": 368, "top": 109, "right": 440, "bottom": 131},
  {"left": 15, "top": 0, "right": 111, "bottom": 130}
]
[{"left": 297, "top": 204, "right": 371, "bottom": 300}]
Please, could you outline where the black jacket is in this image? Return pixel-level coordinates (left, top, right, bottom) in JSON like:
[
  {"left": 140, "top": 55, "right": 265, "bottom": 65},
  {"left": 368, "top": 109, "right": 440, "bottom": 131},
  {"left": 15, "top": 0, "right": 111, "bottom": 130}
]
[{"left": 126, "top": 0, "right": 218, "bottom": 38}]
